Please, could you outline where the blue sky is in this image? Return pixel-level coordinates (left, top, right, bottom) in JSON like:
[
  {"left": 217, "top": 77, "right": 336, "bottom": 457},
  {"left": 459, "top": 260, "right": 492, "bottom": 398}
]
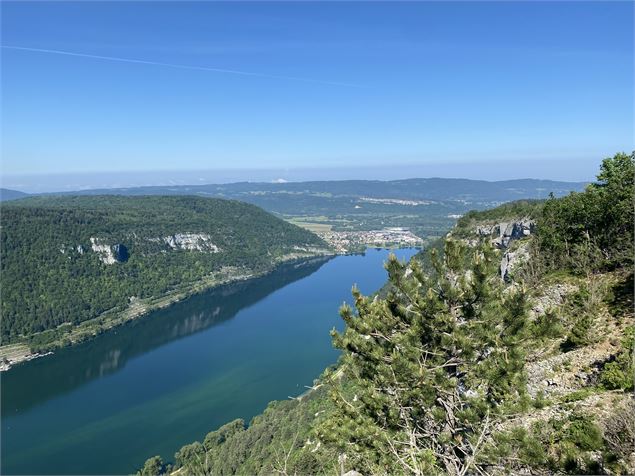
[{"left": 1, "top": 1, "right": 633, "bottom": 189}]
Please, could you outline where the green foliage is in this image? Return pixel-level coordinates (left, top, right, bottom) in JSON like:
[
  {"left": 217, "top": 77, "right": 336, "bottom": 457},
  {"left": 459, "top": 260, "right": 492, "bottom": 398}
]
[
  {"left": 561, "top": 283, "right": 602, "bottom": 351},
  {"left": 174, "top": 442, "right": 206, "bottom": 473},
  {"left": 0, "top": 195, "right": 327, "bottom": 344},
  {"left": 138, "top": 456, "right": 166, "bottom": 476},
  {"left": 563, "top": 314, "right": 593, "bottom": 350},
  {"left": 203, "top": 419, "right": 245, "bottom": 450},
  {"left": 566, "top": 415, "right": 604, "bottom": 451},
  {"left": 532, "top": 391, "right": 552, "bottom": 409},
  {"left": 532, "top": 309, "right": 564, "bottom": 340},
  {"left": 600, "top": 327, "right": 634, "bottom": 391},
  {"left": 606, "top": 272, "right": 634, "bottom": 320},
  {"left": 170, "top": 385, "right": 337, "bottom": 475},
  {"left": 489, "top": 413, "right": 607, "bottom": 474},
  {"left": 483, "top": 426, "right": 546, "bottom": 468},
  {"left": 560, "top": 387, "right": 599, "bottom": 403},
  {"left": 454, "top": 199, "right": 544, "bottom": 237},
  {"left": 601, "top": 362, "right": 633, "bottom": 391},
  {"left": 319, "top": 239, "right": 530, "bottom": 475},
  {"left": 537, "top": 151, "right": 634, "bottom": 273}
]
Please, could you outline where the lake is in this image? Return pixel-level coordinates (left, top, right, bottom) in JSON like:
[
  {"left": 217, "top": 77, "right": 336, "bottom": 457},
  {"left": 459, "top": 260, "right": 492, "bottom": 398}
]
[{"left": 1, "top": 247, "right": 419, "bottom": 475}]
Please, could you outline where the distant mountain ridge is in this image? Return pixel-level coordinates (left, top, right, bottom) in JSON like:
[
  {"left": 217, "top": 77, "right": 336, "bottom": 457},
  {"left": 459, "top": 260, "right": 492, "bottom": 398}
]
[
  {"left": 3, "top": 178, "right": 587, "bottom": 245},
  {"left": 34, "top": 176, "right": 587, "bottom": 202},
  {"left": 0, "top": 188, "right": 29, "bottom": 201}
]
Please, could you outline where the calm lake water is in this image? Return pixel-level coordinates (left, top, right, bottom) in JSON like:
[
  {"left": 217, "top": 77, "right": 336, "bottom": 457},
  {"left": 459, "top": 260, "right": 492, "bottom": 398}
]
[{"left": 1, "top": 247, "right": 418, "bottom": 475}]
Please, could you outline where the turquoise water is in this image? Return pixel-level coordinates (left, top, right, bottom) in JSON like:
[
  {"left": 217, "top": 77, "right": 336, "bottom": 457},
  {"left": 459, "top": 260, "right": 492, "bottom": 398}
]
[{"left": 1, "top": 248, "right": 418, "bottom": 475}]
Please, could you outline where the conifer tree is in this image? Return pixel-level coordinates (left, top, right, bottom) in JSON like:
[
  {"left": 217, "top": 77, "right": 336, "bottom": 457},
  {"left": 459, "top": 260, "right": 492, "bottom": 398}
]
[{"left": 319, "top": 240, "right": 529, "bottom": 475}]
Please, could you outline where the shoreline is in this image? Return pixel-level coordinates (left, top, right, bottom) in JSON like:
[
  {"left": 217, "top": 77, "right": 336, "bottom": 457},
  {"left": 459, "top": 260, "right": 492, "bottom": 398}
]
[
  {"left": 0, "top": 349, "right": 53, "bottom": 372},
  {"left": 0, "top": 244, "right": 422, "bottom": 372},
  {"left": 0, "top": 250, "right": 335, "bottom": 372}
]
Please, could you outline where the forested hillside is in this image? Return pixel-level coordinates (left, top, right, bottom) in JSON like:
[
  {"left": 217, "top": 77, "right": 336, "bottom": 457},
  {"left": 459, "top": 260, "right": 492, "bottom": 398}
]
[
  {"left": 147, "top": 152, "right": 634, "bottom": 475},
  {"left": 0, "top": 188, "right": 29, "bottom": 202},
  {"left": 0, "top": 196, "right": 329, "bottom": 349},
  {"left": 42, "top": 177, "right": 586, "bottom": 241}
]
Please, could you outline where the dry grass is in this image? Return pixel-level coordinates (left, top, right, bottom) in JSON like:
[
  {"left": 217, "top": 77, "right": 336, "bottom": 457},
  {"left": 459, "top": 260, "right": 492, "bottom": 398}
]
[
  {"left": 0, "top": 343, "right": 33, "bottom": 365},
  {"left": 286, "top": 219, "right": 333, "bottom": 232}
]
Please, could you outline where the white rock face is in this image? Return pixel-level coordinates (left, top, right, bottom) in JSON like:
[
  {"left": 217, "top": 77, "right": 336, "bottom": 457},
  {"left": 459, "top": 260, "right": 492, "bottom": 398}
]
[
  {"left": 467, "top": 219, "right": 535, "bottom": 281},
  {"left": 500, "top": 242, "right": 530, "bottom": 282},
  {"left": 476, "top": 219, "right": 535, "bottom": 249},
  {"left": 90, "top": 237, "right": 117, "bottom": 264},
  {"left": 162, "top": 233, "right": 219, "bottom": 252}
]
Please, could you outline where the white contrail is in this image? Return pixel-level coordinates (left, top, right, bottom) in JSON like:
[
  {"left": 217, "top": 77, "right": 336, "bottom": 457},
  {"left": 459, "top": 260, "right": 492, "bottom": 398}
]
[{"left": 1, "top": 45, "right": 362, "bottom": 88}]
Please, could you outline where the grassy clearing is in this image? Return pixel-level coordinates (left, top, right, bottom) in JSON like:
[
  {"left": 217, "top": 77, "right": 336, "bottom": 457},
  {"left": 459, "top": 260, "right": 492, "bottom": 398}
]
[{"left": 287, "top": 219, "right": 333, "bottom": 232}]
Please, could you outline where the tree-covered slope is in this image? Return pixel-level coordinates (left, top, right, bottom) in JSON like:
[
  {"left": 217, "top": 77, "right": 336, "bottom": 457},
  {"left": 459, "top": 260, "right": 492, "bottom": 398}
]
[
  {"left": 0, "top": 195, "right": 329, "bottom": 345},
  {"left": 40, "top": 177, "right": 585, "bottom": 242},
  {"left": 147, "top": 152, "right": 633, "bottom": 476},
  {"left": 0, "top": 188, "right": 29, "bottom": 202}
]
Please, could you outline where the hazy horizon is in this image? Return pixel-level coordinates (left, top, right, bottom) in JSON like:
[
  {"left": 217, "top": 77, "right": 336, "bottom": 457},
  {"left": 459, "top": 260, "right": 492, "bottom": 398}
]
[
  {"left": 2, "top": 1, "right": 633, "bottom": 184},
  {"left": 2, "top": 156, "right": 598, "bottom": 194}
]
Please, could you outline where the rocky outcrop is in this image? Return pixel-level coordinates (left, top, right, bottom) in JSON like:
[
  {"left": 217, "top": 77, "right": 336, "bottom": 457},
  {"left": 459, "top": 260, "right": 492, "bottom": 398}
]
[
  {"left": 525, "top": 338, "right": 619, "bottom": 399},
  {"left": 469, "top": 218, "right": 535, "bottom": 281},
  {"left": 161, "top": 233, "right": 219, "bottom": 252},
  {"left": 477, "top": 219, "right": 534, "bottom": 249},
  {"left": 90, "top": 238, "right": 128, "bottom": 264},
  {"left": 500, "top": 242, "right": 530, "bottom": 282},
  {"left": 86, "top": 233, "right": 219, "bottom": 264},
  {"left": 90, "top": 238, "right": 116, "bottom": 264},
  {"left": 529, "top": 283, "right": 578, "bottom": 319}
]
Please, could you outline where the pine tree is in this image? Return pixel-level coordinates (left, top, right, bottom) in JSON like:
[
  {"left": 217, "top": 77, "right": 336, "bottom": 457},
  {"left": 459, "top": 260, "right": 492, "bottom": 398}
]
[{"left": 318, "top": 240, "right": 529, "bottom": 475}]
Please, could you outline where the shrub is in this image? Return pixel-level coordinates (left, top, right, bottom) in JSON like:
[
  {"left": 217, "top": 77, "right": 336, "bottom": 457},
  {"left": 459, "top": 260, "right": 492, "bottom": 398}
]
[
  {"left": 561, "top": 388, "right": 597, "bottom": 403},
  {"left": 566, "top": 416, "right": 604, "bottom": 451},
  {"left": 562, "top": 314, "right": 593, "bottom": 351},
  {"left": 561, "top": 283, "right": 602, "bottom": 351},
  {"left": 174, "top": 442, "right": 206, "bottom": 470},
  {"left": 601, "top": 362, "right": 632, "bottom": 390},
  {"left": 203, "top": 419, "right": 245, "bottom": 450},
  {"left": 138, "top": 456, "right": 165, "bottom": 476},
  {"left": 533, "top": 310, "right": 564, "bottom": 339},
  {"left": 600, "top": 327, "right": 634, "bottom": 391}
]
